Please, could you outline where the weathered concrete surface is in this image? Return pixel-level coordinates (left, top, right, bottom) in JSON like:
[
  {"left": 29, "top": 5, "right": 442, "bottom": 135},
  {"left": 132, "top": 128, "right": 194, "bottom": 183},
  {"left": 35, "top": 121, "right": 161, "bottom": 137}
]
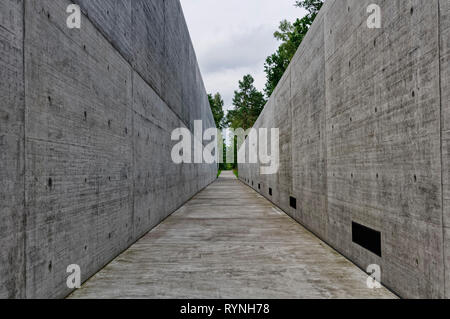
[
  {"left": 239, "top": 0, "right": 449, "bottom": 298},
  {"left": 440, "top": 0, "right": 450, "bottom": 296},
  {"left": 0, "top": 0, "right": 216, "bottom": 298},
  {"left": 0, "top": 0, "right": 25, "bottom": 299},
  {"left": 69, "top": 171, "right": 396, "bottom": 299}
]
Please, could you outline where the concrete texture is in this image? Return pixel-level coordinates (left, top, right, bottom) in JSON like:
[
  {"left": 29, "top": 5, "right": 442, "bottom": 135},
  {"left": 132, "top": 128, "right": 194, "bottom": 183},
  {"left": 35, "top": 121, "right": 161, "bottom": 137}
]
[
  {"left": 0, "top": 0, "right": 216, "bottom": 298},
  {"left": 239, "top": 0, "right": 449, "bottom": 299},
  {"left": 69, "top": 171, "right": 396, "bottom": 299},
  {"left": 0, "top": 0, "right": 25, "bottom": 299}
]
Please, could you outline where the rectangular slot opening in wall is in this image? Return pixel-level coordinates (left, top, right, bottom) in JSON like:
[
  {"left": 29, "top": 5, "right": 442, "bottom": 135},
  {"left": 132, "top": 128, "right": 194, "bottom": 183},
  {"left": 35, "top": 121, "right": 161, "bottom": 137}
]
[
  {"left": 290, "top": 196, "right": 296, "bottom": 209},
  {"left": 269, "top": 188, "right": 272, "bottom": 196},
  {"left": 258, "top": 184, "right": 261, "bottom": 190},
  {"left": 352, "top": 222, "right": 382, "bottom": 257}
]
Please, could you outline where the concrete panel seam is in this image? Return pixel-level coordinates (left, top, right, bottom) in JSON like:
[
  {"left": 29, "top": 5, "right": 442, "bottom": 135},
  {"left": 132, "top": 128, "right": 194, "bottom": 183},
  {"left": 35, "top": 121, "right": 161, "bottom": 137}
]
[{"left": 22, "top": 0, "right": 27, "bottom": 298}]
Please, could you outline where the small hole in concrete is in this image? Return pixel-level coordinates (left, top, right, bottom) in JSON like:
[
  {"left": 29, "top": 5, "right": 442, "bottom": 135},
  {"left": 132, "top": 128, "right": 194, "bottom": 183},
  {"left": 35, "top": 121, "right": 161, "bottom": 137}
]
[
  {"left": 412, "top": 91, "right": 415, "bottom": 98},
  {"left": 410, "top": 7, "right": 414, "bottom": 15},
  {"left": 108, "top": 233, "right": 111, "bottom": 239},
  {"left": 290, "top": 197, "right": 297, "bottom": 210},
  {"left": 375, "top": 107, "right": 378, "bottom": 113},
  {"left": 47, "top": 13, "right": 50, "bottom": 19},
  {"left": 108, "top": 120, "right": 112, "bottom": 128},
  {"left": 269, "top": 188, "right": 272, "bottom": 196},
  {"left": 84, "top": 111, "right": 87, "bottom": 121},
  {"left": 48, "top": 178, "right": 53, "bottom": 189},
  {"left": 258, "top": 184, "right": 261, "bottom": 190},
  {"left": 414, "top": 175, "right": 417, "bottom": 182},
  {"left": 352, "top": 222, "right": 382, "bottom": 257},
  {"left": 48, "top": 261, "right": 52, "bottom": 272},
  {"left": 376, "top": 173, "right": 379, "bottom": 179}
]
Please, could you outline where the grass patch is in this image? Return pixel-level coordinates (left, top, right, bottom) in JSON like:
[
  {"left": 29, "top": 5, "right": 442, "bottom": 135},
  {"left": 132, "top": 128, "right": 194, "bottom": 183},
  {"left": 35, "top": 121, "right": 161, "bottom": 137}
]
[{"left": 232, "top": 169, "right": 238, "bottom": 178}]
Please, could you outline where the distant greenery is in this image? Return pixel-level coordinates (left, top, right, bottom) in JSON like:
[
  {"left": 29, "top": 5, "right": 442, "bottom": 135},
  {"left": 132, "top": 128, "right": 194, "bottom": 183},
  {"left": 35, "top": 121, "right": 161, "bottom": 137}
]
[
  {"left": 264, "top": 0, "right": 324, "bottom": 97},
  {"left": 208, "top": 93, "right": 226, "bottom": 129},
  {"left": 232, "top": 168, "right": 239, "bottom": 178},
  {"left": 224, "top": 74, "right": 266, "bottom": 170},
  {"left": 226, "top": 74, "right": 266, "bottom": 131}
]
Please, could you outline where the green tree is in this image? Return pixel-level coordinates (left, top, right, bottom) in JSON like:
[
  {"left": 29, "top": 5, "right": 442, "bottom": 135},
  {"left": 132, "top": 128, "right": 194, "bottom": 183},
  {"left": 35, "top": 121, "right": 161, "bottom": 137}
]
[
  {"left": 226, "top": 74, "right": 266, "bottom": 130},
  {"left": 208, "top": 92, "right": 225, "bottom": 129},
  {"left": 264, "top": 0, "right": 323, "bottom": 97},
  {"left": 295, "top": 0, "right": 324, "bottom": 17}
]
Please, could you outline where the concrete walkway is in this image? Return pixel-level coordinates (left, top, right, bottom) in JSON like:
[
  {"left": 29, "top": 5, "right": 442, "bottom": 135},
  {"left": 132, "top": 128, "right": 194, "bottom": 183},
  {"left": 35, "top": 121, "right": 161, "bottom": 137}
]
[{"left": 69, "top": 171, "right": 396, "bottom": 299}]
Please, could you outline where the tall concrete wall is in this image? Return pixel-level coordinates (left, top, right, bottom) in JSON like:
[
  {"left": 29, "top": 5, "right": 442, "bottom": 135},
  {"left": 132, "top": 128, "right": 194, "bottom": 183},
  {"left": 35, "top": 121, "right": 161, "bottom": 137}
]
[
  {"left": 0, "top": 0, "right": 217, "bottom": 298},
  {"left": 239, "top": 0, "right": 449, "bottom": 299},
  {"left": 0, "top": 0, "right": 25, "bottom": 299}
]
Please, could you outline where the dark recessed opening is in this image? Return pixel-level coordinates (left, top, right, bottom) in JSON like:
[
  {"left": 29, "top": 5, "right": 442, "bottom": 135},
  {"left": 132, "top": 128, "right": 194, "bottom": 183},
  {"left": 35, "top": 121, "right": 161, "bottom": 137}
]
[
  {"left": 290, "top": 196, "right": 297, "bottom": 209},
  {"left": 269, "top": 188, "right": 272, "bottom": 196},
  {"left": 352, "top": 222, "right": 382, "bottom": 257},
  {"left": 84, "top": 111, "right": 87, "bottom": 121},
  {"left": 252, "top": 181, "right": 254, "bottom": 186},
  {"left": 48, "top": 178, "right": 53, "bottom": 189},
  {"left": 258, "top": 184, "right": 261, "bottom": 190}
]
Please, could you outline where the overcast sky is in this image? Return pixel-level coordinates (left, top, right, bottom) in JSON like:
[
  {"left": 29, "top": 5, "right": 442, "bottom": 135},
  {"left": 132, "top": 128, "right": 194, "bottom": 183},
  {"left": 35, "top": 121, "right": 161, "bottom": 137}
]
[{"left": 180, "top": 0, "right": 307, "bottom": 112}]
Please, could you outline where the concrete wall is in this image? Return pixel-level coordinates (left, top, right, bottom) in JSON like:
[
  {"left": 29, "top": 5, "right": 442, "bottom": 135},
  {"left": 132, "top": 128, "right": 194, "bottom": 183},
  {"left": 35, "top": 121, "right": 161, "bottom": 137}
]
[
  {"left": 239, "top": 0, "right": 449, "bottom": 299},
  {"left": 0, "top": 0, "right": 25, "bottom": 299},
  {"left": 0, "top": 0, "right": 217, "bottom": 298}
]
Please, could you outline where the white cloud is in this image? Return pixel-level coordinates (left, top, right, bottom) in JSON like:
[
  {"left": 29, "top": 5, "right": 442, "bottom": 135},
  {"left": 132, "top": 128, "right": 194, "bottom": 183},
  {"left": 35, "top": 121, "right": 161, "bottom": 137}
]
[{"left": 180, "top": 0, "right": 307, "bottom": 111}]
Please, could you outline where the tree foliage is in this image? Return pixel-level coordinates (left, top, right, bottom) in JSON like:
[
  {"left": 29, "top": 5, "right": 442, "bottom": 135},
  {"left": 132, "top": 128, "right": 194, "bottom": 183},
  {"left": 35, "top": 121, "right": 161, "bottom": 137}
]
[
  {"left": 226, "top": 74, "right": 266, "bottom": 130},
  {"left": 208, "top": 92, "right": 225, "bottom": 129},
  {"left": 264, "top": 0, "right": 324, "bottom": 97}
]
